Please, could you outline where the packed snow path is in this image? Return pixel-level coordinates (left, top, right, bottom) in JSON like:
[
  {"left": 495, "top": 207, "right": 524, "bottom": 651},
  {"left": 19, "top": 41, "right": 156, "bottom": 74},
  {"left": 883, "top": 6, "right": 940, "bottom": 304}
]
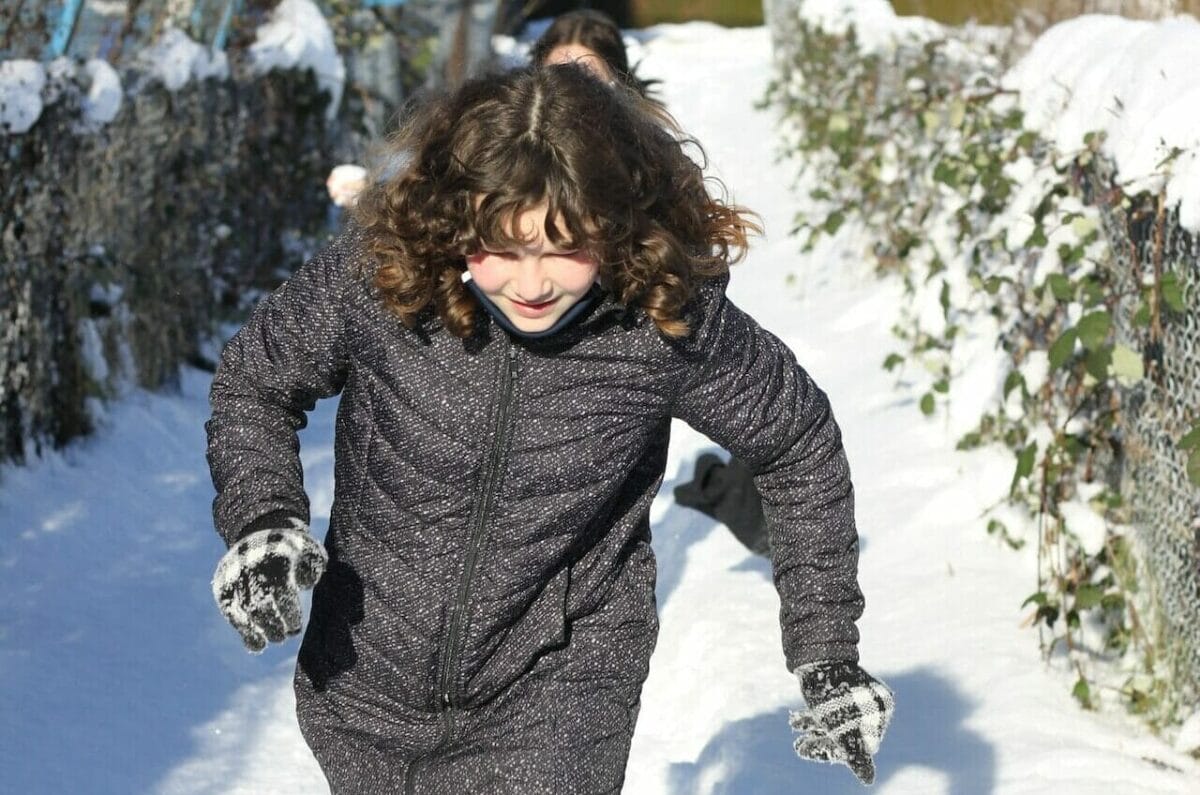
[{"left": 2, "top": 22, "right": 1197, "bottom": 795}]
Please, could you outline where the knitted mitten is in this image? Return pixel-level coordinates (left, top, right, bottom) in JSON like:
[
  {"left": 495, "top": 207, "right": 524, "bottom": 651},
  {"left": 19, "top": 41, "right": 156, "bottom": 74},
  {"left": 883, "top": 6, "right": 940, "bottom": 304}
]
[
  {"left": 790, "top": 660, "right": 895, "bottom": 785},
  {"left": 212, "top": 519, "right": 327, "bottom": 652}
]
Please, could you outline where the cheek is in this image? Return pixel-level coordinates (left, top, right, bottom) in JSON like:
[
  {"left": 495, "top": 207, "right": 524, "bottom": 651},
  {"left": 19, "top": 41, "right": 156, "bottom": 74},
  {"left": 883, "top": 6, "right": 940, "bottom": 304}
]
[
  {"left": 555, "top": 258, "right": 600, "bottom": 294},
  {"left": 466, "top": 254, "right": 508, "bottom": 293}
]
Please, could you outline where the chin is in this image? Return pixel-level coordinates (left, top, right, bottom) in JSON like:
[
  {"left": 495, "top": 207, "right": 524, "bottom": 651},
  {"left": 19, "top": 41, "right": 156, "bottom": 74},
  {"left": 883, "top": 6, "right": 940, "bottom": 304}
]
[{"left": 511, "top": 317, "right": 557, "bottom": 333}]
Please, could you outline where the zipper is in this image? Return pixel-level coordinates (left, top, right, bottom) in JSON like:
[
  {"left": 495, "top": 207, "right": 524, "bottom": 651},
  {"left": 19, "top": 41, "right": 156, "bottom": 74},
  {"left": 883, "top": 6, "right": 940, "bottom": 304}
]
[{"left": 437, "top": 343, "right": 520, "bottom": 725}]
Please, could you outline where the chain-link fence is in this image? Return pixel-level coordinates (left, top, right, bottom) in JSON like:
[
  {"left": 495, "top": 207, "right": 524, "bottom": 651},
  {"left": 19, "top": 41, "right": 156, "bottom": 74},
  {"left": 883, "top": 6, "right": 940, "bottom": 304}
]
[{"left": 1087, "top": 157, "right": 1200, "bottom": 709}]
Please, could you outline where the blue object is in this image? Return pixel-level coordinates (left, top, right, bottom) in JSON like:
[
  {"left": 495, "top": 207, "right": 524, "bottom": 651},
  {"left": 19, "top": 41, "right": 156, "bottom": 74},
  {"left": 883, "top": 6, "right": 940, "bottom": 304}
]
[
  {"left": 363, "top": 0, "right": 409, "bottom": 7},
  {"left": 212, "top": 0, "right": 244, "bottom": 52},
  {"left": 45, "top": 0, "right": 85, "bottom": 59}
]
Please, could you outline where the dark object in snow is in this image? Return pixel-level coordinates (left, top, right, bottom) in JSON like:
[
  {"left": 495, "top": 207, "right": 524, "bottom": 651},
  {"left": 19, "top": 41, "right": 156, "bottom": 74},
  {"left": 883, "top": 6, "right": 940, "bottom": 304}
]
[
  {"left": 674, "top": 453, "right": 770, "bottom": 556},
  {"left": 212, "top": 518, "right": 328, "bottom": 653},
  {"left": 791, "top": 660, "right": 895, "bottom": 785}
]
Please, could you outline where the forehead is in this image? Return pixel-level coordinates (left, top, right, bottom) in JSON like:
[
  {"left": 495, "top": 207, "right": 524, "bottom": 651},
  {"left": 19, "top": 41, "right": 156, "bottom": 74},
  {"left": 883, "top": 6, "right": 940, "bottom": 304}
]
[
  {"left": 543, "top": 43, "right": 614, "bottom": 80},
  {"left": 477, "top": 199, "right": 573, "bottom": 240}
]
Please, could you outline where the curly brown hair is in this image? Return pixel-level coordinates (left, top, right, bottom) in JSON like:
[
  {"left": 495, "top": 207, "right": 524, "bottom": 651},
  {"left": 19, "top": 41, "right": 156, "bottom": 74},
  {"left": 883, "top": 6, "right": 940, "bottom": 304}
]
[{"left": 353, "top": 65, "right": 758, "bottom": 339}]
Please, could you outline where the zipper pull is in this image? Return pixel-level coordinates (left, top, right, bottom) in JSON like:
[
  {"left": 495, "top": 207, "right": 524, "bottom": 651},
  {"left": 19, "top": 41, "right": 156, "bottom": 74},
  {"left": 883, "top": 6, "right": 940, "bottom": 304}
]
[{"left": 508, "top": 346, "right": 519, "bottom": 376}]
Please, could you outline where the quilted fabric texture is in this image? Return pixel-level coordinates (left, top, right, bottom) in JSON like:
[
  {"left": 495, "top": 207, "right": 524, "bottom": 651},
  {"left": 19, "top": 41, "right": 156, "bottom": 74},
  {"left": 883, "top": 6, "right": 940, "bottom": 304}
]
[{"left": 206, "top": 227, "right": 867, "bottom": 790}]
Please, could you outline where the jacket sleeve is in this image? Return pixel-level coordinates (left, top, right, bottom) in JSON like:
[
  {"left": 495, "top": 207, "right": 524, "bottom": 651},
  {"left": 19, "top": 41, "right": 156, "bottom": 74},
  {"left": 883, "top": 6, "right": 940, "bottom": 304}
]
[
  {"left": 205, "top": 231, "right": 359, "bottom": 546},
  {"left": 670, "top": 275, "right": 863, "bottom": 670}
]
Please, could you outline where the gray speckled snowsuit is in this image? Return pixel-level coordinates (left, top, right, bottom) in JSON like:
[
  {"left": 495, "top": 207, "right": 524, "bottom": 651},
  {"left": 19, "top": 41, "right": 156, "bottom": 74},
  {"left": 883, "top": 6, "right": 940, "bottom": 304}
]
[{"left": 206, "top": 229, "right": 865, "bottom": 793}]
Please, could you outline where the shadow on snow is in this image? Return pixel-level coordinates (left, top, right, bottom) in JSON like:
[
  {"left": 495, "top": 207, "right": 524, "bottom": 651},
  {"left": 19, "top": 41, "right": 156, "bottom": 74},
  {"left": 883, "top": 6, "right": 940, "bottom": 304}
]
[
  {"left": 666, "top": 667, "right": 995, "bottom": 794},
  {"left": 0, "top": 368, "right": 338, "bottom": 795}
]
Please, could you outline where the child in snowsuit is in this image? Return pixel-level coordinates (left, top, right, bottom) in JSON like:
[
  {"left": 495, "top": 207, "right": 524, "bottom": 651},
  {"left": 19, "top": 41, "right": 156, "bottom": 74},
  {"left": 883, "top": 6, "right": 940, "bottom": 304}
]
[{"left": 207, "top": 64, "right": 893, "bottom": 793}]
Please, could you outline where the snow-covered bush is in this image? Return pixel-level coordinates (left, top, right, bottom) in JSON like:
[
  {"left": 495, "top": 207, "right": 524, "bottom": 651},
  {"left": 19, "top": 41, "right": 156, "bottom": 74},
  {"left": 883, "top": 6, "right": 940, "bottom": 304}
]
[
  {"left": 0, "top": 43, "right": 336, "bottom": 465},
  {"left": 766, "top": 2, "right": 1200, "bottom": 737}
]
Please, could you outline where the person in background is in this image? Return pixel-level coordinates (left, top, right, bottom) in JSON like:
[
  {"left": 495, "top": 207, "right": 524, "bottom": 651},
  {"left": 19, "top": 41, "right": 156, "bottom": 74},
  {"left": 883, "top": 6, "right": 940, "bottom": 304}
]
[
  {"left": 528, "top": 8, "right": 659, "bottom": 101},
  {"left": 327, "top": 8, "right": 658, "bottom": 209},
  {"left": 207, "top": 65, "right": 894, "bottom": 792}
]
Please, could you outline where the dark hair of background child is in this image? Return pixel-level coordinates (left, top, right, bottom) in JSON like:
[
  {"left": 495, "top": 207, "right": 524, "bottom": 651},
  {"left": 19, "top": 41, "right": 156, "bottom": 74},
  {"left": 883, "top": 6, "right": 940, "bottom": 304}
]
[{"left": 529, "top": 9, "right": 661, "bottom": 101}]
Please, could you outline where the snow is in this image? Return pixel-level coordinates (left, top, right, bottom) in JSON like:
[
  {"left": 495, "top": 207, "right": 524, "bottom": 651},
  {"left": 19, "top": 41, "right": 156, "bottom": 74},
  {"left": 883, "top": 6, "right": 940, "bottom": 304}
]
[
  {"left": 1060, "top": 498, "right": 1110, "bottom": 557},
  {"left": 1006, "top": 13, "right": 1200, "bottom": 230},
  {"left": 795, "top": 0, "right": 945, "bottom": 49},
  {"left": 141, "top": 28, "right": 230, "bottom": 93},
  {"left": 0, "top": 59, "right": 46, "bottom": 133},
  {"left": 2, "top": 12, "right": 1199, "bottom": 795},
  {"left": 78, "top": 318, "right": 110, "bottom": 385},
  {"left": 1178, "top": 710, "right": 1200, "bottom": 754},
  {"left": 250, "top": 0, "right": 345, "bottom": 122},
  {"left": 83, "top": 58, "right": 124, "bottom": 126}
]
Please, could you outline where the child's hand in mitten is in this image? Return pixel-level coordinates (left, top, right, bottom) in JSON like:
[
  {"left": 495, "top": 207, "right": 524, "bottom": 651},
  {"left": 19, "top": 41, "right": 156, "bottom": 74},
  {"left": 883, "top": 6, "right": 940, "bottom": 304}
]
[
  {"left": 790, "top": 660, "right": 895, "bottom": 785},
  {"left": 212, "top": 519, "right": 327, "bottom": 652}
]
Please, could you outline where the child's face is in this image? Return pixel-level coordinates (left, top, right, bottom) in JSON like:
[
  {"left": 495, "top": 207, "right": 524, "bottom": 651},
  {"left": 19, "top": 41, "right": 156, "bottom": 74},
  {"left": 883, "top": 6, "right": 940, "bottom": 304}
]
[
  {"left": 542, "top": 43, "right": 616, "bottom": 83},
  {"left": 466, "top": 202, "right": 600, "bottom": 334}
]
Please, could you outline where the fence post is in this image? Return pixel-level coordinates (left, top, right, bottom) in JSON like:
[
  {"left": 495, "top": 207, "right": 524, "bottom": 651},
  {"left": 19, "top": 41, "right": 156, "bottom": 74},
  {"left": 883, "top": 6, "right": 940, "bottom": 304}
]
[
  {"left": 45, "top": 0, "right": 86, "bottom": 59},
  {"left": 212, "top": 0, "right": 244, "bottom": 52}
]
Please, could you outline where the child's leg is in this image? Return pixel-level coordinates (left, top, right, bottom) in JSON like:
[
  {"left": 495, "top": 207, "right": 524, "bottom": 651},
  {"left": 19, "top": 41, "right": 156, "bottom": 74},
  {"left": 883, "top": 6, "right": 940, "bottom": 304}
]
[
  {"left": 294, "top": 668, "right": 443, "bottom": 794},
  {"left": 301, "top": 723, "right": 413, "bottom": 794}
]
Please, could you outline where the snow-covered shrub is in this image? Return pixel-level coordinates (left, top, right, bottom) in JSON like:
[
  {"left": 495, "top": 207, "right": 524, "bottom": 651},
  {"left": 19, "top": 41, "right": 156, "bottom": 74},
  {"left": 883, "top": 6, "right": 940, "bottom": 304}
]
[
  {"left": 0, "top": 52, "right": 334, "bottom": 465},
  {"left": 766, "top": 3, "right": 1200, "bottom": 736}
]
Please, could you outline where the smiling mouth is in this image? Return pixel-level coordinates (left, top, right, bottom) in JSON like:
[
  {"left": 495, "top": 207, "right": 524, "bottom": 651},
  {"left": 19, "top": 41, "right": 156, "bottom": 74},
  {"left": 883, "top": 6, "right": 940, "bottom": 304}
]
[{"left": 509, "top": 297, "right": 558, "bottom": 315}]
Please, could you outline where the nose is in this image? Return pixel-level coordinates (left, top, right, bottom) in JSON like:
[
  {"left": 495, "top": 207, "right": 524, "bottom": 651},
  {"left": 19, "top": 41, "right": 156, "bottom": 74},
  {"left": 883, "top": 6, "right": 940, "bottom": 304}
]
[{"left": 514, "top": 257, "right": 553, "bottom": 302}]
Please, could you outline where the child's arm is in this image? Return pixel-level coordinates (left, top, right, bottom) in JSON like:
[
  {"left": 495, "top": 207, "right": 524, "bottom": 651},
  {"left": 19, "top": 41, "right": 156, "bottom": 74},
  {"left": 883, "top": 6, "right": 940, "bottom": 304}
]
[
  {"left": 204, "top": 232, "right": 357, "bottom": 652},
  {"left": 670, "top": 275, "right": 893, "bottom": 784},
  {"left": 671, "top": 275, "right": 862, "bottom": 668},
  {"left": 205, "top": 232, "right": 356, "bottom": 546}
]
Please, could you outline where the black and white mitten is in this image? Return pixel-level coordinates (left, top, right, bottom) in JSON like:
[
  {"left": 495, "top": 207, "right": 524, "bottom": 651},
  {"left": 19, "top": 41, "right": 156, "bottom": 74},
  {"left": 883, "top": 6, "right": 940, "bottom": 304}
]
[
  {"left": 212, "top": 518, "right": 327, "bottom": 653},
  {"left": 790, "top": 660, "right": 895, "bottom": 785}
]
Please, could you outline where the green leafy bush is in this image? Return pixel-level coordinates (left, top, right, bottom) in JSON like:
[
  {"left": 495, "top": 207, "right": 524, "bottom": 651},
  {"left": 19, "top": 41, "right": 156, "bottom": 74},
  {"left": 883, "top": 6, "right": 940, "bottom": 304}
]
[{"left": 765, "top": 8, "right": 1199, "bottom": 732}]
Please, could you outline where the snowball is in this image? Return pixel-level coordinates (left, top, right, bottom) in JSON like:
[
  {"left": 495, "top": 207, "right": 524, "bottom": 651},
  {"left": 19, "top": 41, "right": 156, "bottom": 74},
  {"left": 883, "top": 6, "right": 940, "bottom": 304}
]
[
  {"left": 142, "top": 27, "right": 229, "bottom": 92},
  {"left": 0, "top": 59, "right": 46, "bottom": 134},
  {"left": 83, "top": 59, "right": 123, "bottom": 126},
  {"left": 326, "top": 164, "right": 368, "bottom": 207}
]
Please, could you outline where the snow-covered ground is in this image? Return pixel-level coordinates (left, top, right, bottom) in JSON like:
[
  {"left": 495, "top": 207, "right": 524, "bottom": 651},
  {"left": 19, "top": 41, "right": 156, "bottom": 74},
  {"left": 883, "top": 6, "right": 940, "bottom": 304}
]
[{"left": 2, "top": 16, "right": 1199, "bottom": 795}]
